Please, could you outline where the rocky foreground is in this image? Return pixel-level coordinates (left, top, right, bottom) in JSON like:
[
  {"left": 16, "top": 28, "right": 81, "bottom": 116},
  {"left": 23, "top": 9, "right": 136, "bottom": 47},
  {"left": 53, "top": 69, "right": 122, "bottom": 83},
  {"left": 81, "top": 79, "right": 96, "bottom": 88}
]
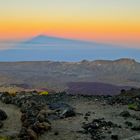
[{"left": 0, "top": 88, "right": 140, "bottom": 140}]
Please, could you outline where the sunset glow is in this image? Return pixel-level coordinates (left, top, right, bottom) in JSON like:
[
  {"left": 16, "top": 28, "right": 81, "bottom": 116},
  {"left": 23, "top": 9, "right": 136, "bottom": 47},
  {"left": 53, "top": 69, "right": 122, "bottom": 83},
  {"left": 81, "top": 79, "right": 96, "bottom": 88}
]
[{"left": 0, "top": 0, "right": 140, "bottom": 47}]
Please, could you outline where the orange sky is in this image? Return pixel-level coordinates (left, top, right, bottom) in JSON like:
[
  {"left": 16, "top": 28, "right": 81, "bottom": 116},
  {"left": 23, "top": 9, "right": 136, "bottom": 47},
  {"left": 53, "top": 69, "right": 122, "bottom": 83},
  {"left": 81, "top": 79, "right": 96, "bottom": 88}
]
[{"left": 0, "top": 0, "right": 140, "bottom": 47}]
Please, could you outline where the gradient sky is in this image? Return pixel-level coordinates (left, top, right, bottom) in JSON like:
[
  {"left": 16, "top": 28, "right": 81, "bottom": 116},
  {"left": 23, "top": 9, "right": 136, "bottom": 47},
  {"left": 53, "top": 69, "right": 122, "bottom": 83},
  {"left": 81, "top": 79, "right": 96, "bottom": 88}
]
[{"left": 0, "top": 0, "right": 140, "bottom": 47}]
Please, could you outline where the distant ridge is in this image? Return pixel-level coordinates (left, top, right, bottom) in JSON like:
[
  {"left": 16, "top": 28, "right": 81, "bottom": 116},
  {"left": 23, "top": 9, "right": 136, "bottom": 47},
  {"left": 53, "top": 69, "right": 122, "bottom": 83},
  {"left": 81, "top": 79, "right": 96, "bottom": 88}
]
[
  {"left": 0, "top": 58, "right": 138, "bottom": 64},
  {"left": 82, "top": 58, "right": 137, "bottom": 64},
  {"left": 0, "top": 58, "right": 140, "bottom": 93}
]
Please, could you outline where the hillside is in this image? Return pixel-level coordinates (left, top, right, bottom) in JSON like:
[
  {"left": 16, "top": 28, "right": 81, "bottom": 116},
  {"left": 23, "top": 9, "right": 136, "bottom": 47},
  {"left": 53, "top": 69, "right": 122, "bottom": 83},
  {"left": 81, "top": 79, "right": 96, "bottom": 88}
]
[{"left": 0, "top": 58, "right": 140, "bottom": 94}]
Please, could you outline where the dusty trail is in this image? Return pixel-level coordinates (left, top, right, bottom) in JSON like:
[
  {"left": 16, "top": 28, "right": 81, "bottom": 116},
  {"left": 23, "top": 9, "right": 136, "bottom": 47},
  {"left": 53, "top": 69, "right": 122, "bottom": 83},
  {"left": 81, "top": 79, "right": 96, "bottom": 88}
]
[
  {"left": 40, "top": 98, "right": 140, "bottom": 140},
  {"left": 0, "top": 101, "right": 21, "bottom": 137}
]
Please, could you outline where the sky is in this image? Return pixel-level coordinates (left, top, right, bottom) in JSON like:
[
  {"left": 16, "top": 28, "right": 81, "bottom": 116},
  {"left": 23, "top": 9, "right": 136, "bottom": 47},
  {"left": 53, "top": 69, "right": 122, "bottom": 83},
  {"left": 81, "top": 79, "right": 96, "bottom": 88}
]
[{"left": 0, "top": 0, "right": 140, "bottom": 48}]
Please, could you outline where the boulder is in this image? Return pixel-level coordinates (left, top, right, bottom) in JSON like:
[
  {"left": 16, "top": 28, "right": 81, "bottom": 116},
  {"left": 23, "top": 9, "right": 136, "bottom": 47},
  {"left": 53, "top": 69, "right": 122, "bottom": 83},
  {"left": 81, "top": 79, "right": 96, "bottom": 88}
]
[
  {"left": 18, "top": 127, "right": 29, "bottom": 140},
  {"left": 120, "top": 111, "right": 131, "bottom": 118},
  {"left": 124, "top": 121, "right": 133, "bottom": 127},
  {"left": 0, "top": 109, "right": 7, "bottom": 121},
  {"left": 32, "top": 121, "right": 51, "bottom": 134},
  {"left": 60, "top": 107, "right": 76, "bottom": 118},
  {"left": 131, "top": 125, "right": 140, "bottom": 131},
  {"left": 27, "top": 128, "right": 38, "bottom": 140},
  {"left": 49, "top": 103, "right": 71, "bottom": 110},
  {"left": 48, "top": 103, "right": 76, "bottom": 119},
  {"left": 1, "top": 94, "right": 12, "bottom": 104},
  {"left": 37, "top": 113, "right": 46, "bottom": 122},
  {"left": 0, "top": 121, "right": 3, "bottom": 128},
  {"left": 111, "top": 135, "right": 119, "bottom": 140},
  {"left": 82, "top": 118, "right": 120, "bottom": 140}
]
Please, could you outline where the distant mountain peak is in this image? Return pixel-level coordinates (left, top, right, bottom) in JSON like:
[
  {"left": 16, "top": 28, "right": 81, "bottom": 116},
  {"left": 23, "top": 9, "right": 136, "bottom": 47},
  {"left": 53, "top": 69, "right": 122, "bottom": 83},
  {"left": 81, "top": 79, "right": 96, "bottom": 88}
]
[
  {"left": 79, "top": 58, "right": 137, "bottom": 66},
  {"left": 33, "top": 34, "right": 58, "bottom": 39},
  {"left": 36, "top": 34, "right": 46, "bottom": 37},
  {"left": 114, "top": 58, "right": 136, "bottom": 64},
  {"left": 33, "top": 34, "right": 47, "bottom": 39},
  {"left": 25, "top": 34, "right": 94, "bottom": 45}
]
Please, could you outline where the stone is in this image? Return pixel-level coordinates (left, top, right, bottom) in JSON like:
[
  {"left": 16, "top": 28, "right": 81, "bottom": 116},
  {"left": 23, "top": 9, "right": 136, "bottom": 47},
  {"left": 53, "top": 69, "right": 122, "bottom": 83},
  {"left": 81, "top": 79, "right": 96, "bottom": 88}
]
[
  {"left": 32, "top": 121, "right": 51, "bottom": 134},
  {"left": 0, "top": 109, "right": 7, "bottom": 121},
  {"left": 27, "top": 128, "right": 38, "bottom": 140},
  {"left": 82, "top": 118, "right": 119, "bottom": 140},
  {"left": 21, "top": 113, "right": 27, "bottom": 122},
  {"left": 124, "top": 121, "right": 133, "bottom": 127},
  {"left": 0, "top": 121, "right": 3, "bottom": 128},
  {"left": 131, "top": 125, "right": 140, "bottom": 131},
  {"left": 49, "top": 103, "right": 76, "bottom": 119},
  {"left": 18, "top": 127, "right": 29, "bottom": 139},
  {"left": 60, "top": 107, "right": 76, "bottom": 118},
  {"left": 111, "top": 135, "right": 119, "bottom": 140},
  {"left": 37, "top": 114, "right": 46, "bottom": 123},
  {"left": 120, "top": 111, "right": 131, "bottom": 118}
]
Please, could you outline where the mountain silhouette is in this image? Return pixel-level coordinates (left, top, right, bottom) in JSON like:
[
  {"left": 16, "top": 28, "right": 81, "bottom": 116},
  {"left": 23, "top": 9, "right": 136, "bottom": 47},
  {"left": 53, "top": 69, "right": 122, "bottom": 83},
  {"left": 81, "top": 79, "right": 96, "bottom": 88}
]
[
  {"left": 0, "top": 35, "right": 140, "bottom": 61},
  {"left": 25, "top": 35, "right": 95, "bottom": 45}
]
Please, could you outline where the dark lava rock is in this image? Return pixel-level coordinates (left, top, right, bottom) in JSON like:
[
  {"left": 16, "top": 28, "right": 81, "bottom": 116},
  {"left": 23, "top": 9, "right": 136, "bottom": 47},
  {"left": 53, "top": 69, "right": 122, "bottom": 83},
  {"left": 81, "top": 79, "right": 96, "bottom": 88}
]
[
  {"left": 0, "top": 109, "right": 7, "bottom": 120},
  {"left": 0, "top": 121, "right": 3, "bottom": 128},
  {"left": 131, "top": 125, "right": 140, "bottom": 131},
  {"left": 49, "top": 103, "right": 71, "bottom": 110},
  {"left": 27, "top": 128, "right": 38, "bottom": 140},
  {"left": 60, "top": 107, "right": 76, "bottom": 118},
  {"left": 0, "top": 93, "right": 12, "bottom": 104},
  {"left": 9, "top": 93, "right": 52, "bottom": 140},
  {"left": 32, "top": 121, "right": 51, "bottom": 134},
  {"left": 106, "top": 88, "right": 140, "bottom": 105},
  {"left": 124, "top": 121, "right": 133, "bottom": 127},
  {"left": 111, "top": 135, "right": 119, "bottom": 140},
  {"left": 82, "top": 118, "right": 119, "bottom": 140},
  {"left": 18, "top": 127, "right": 29, "bottom": 140},
  {"left": 120, "top": 111, "right": 131, "bottom": 118},
  {"left": 0, "top": 92, "right": 53, "bottom": 140},
  {"left": 37, "top": 113, "right": 46, "bottom": 123},
  {"left": 54, "top": 131, "right": 59, "bottom": 135},
  {"left": 85, "top": 112, "right": 91, "bottom": 117},
  {"left": 132, "top": 115, "right": 140, "bottom": 121},
  {"left": 48, "top": 103, "right": 76, "bottom": 119},
  {"left": 84, "top": 116, "right": 89, "bottom": 121},
  {"left": 38, "top": 110, "right": 51, "bottom": 124},
  {"left": 19, "top": 127, "right": 37, "bottom": 140}
]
